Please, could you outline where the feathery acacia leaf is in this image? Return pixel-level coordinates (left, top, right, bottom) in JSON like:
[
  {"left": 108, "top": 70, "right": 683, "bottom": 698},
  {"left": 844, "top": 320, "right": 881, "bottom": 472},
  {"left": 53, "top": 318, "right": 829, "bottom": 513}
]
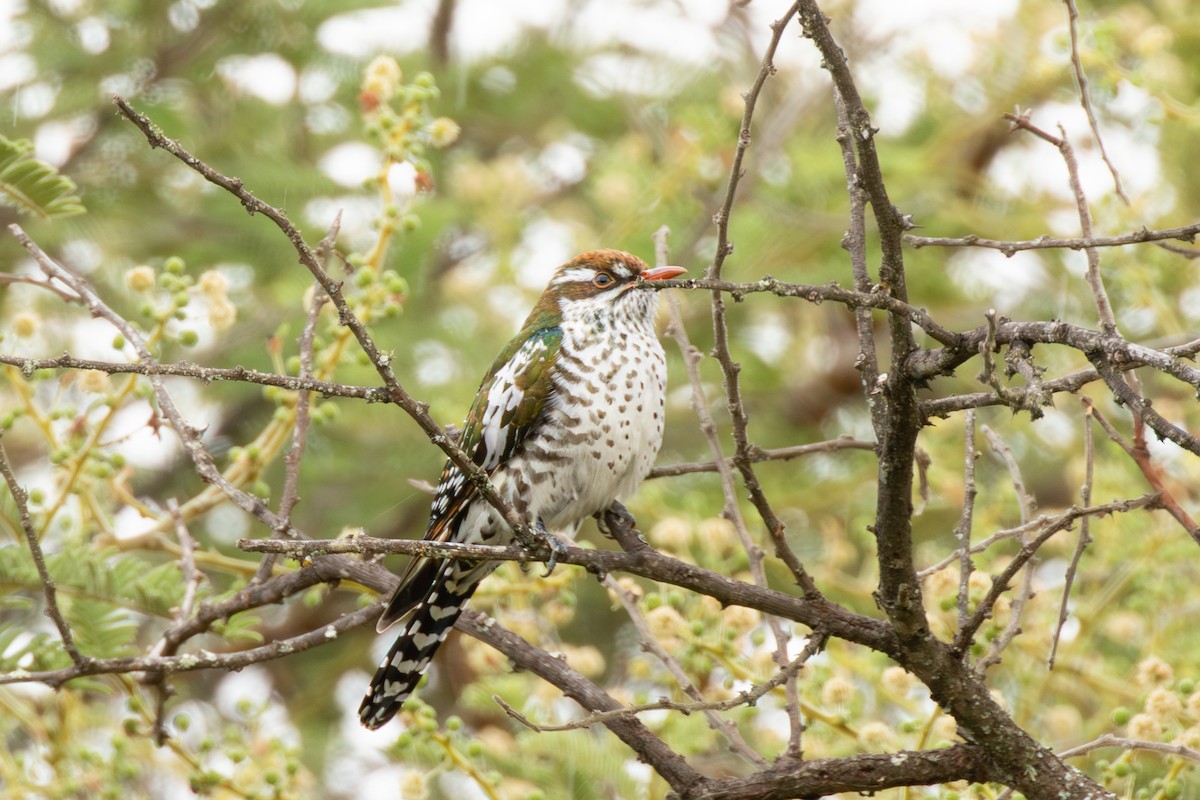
[{"left": 0, "top": 135, "right": 85, "bottom": 219}]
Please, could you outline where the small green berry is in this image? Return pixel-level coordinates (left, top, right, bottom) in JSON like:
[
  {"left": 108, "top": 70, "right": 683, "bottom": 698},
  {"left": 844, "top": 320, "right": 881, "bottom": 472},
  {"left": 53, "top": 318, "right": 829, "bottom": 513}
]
[
  {"left": 164, "top": 256, "right": 185, "bottom": 274},
  {"left": 179, "top": 330, "right": 199, "bottom": 346},
  {"left": 1111, "top": 707, "right": 1131, "bottom": 725}
]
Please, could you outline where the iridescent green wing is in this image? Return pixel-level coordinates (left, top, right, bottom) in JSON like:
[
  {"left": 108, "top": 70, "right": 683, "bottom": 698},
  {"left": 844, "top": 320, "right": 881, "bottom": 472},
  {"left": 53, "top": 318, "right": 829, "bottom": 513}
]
[{"left": 378, "top": 324, "right": 563, "bottom": 629}]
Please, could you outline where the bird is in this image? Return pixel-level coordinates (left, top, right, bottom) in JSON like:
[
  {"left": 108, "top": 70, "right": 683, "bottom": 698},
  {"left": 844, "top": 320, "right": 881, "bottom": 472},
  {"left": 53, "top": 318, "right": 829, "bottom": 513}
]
[{"left": 359, "top": 249, "right": 685, "bottom": 729}]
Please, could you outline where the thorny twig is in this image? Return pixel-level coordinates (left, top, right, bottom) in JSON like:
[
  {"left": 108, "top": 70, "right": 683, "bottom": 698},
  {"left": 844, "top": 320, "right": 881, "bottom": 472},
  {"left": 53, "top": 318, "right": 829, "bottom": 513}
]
[
  {"left": 147, "top": 500, "right": 203, "bottom": 744},
  {"left": 1003, "top": 113, "right": 1118, "bottom": 336},
  {"left": 1049, "top": 400, "right": 1096, "bottom": 668},
  {"left": 110, "top": 95, "right": 544, "bottom": 556},
  {"left": 954, "top": 411, "right": 978, "bottom": 635},
  {"left": 656, "top": 226, "right": 810, "bottom": 756},
  {"left": 0, "top": 431, "right": 86, "bottom": 665},
  {"left": 919, "top": 495, "right": 1158, "bottom": 579},
  {"left": 0, "top": 353, "right": 388, "bottom": 403},
  {"left": 975, "top": 426, "right": 1037, "bottom": 674},
  {"left": 604, "top": 574, "right": 768, "bottom": 767},
  {"left": 955, "top": 494, "right": 1159, "bottom": 654},
  {"left": 834, "top": 87, "right": 886, "bottom": 437},
  {"left": 646, "top": 436, "right": 874, "bottom": 479},
  {"left": 1081, "top": 394, "right": 1200, "bottom": 542},
  {"left": 904, "top": 222, "right": 1200, "bottom": 254},
  {"left": 494, "top": 633, "right": 827, "bottom": 733},
  {"left": 1063, "top": 0, "right": 1129, "bottom": 205}
]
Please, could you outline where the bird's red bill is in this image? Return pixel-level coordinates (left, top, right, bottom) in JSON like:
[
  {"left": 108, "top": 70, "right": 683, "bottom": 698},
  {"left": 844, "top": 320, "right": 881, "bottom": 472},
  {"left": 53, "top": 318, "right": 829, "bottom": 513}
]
[{"left": 639, "top": 266, "right": 687, "bottom": 281}]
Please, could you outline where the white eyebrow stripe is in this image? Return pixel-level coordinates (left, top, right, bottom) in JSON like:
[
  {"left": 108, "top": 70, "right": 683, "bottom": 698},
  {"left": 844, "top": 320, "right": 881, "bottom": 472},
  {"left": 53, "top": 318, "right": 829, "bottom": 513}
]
[
  {"left": 552, "top": 267, "right": 598, "bottom": 285},
  {"left": 612, "top": 261, "right": 631, "bottom": 278}
]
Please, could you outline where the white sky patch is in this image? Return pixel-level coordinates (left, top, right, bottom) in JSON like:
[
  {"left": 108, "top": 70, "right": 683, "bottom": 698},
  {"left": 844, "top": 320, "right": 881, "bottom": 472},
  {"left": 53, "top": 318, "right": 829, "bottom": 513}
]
[
  {"left": 299, "top": 66, "right": 338, "bottom": 104},
  {"left": 202, "top": 502, "right": 251, "bottom": 545},
  {"left": 216, "top": 54, "right": 297, "bottom": 105},
  {"left": 0, "top": 53, "right": 35, "bottom": 92},
  {"left": 570, "top": 1, "right": 720, "bottom": 66},
  {"left": 487, "top": 284, "right": 529, "bottom": 328},
  {"left": 33, "top": 115, "right": 94, "bottom": 166},
  {"left": 386, "top": 159, "right": 418, "bottom": 200},
  {"left": 69, "top": 317, "right": 127, "bottom": 359},
  {"left": 304, "top": 195, "right": 381, "bottom": 250},
  {"left": 319, "top": 142, "right": 381, "bottom": 188},
  {"left": 575, "top": 53, "right": 683, "bottom": 98},
  {"left": 59, "top": 238, "right": 103, "bottom": 275},
  {"left": 513, "top": 216, "right": 576, "bottom": 289},
  {"left": 988, "top": 101, "right": 1164, "bottom": 207},
  {"left": 1031, "top": 408, "right": 1077, "bottom": 450},
  {"left": 76, "top": 15, "right": 110, "bottom": 54},
  {"left": 947, "top": 248, "right": 1047, "bottom": 309},
  {"left": 854, "top": 0, "right": 1019, "bottom": 77},
  {"left": 741, "top": 309, "right": 790, "bottom": 364},
  {"left": 413, "top": 339, "right": 461, "bottom": 387},
  {"left": 16, "top": 81, "right": 57, "bottom": 119},
  {"left": 317, "top": 0, "right": 571, "bottom": 62},
  {"left": 532, "top": 136, "right": 590, "bottom": 191}
]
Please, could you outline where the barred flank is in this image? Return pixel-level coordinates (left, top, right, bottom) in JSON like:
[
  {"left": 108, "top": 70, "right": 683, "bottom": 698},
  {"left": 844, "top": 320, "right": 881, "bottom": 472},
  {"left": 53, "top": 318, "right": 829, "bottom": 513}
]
[{"left": 358, "top": 583, "right": 477, "bottom": 729}]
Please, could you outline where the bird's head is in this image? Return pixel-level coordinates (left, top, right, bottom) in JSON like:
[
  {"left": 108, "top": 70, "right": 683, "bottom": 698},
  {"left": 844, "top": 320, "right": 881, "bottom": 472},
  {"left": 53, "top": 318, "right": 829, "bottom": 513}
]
[{"left": 541, "top": 249, "right": 686, "bottom": 329}]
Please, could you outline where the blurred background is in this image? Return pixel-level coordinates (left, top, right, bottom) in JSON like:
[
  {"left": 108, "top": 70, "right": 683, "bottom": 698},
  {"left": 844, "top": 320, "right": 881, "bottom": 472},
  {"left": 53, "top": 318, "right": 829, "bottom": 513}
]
[{"left": 3, "top": 0, "right": 1200, "bottom": 797}]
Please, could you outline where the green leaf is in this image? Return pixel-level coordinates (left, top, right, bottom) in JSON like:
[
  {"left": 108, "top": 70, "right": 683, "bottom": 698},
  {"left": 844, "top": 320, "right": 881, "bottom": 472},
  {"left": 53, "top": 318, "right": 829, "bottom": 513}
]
[{"left": 0, "top": 135, "right": 85, "bottom": 219}]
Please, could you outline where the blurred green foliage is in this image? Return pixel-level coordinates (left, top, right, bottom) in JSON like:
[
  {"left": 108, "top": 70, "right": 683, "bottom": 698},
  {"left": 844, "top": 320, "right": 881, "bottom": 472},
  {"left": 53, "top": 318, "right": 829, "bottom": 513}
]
[{"left": 4, "top": 0, "right": 1200, "bottom": 797}]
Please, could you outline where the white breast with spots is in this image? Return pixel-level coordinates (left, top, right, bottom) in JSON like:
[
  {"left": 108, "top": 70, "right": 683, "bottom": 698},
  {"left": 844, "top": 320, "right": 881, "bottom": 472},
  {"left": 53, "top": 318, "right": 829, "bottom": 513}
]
[{"left": 533, "top": 315, "right": 667, "bottom": 530}]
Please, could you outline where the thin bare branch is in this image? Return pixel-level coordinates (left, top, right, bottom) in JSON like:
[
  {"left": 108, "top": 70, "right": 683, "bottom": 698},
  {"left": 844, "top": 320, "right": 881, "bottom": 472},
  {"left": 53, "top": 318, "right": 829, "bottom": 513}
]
[
  {"left": 0, "top": 431, "right": 86, "bottom": 665},
  {"left": 954, "top": 411, "right": 978, "bottom": 634},
  {"left": 1049, "top": 400, "right": 1095, "bottom": 669},
  {"left": 604, "top": 574, "right": 769, "bottom": 767},
  {"left": 920, "top": 494, "right": 1158, "bottom": 579},
  {"left": 647, "top": 436, "right": 875, "bottom": 479},
  {"left": 0, "top": 352, "right": 387, "bottom": 403},
  {"left": 708, "top": 2, "right": 801, "bottom": 279},
  {"left": 904, "top": 222, "right": 1200, "bottom": 254},
  {"left": 110, "top": 96, "right": 543, "bottom": 553},
  {"left": 1004, "top": 113, "right": 1118, "bottom": 336},
  {"left": 494, "top": 633, "right": 826, "bottom": 733},
  {"left": 1063, "top": 0, "right": 1130, "bottom": 204},
  {"left": 1057, "top": 732, "right": 1200, "bottom": 763}
]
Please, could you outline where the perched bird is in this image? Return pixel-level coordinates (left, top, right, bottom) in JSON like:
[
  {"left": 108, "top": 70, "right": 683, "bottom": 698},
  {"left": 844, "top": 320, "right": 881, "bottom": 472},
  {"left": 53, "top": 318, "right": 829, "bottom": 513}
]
[{"left": 359, "top": 250, "right": 685, "bottom": 729}]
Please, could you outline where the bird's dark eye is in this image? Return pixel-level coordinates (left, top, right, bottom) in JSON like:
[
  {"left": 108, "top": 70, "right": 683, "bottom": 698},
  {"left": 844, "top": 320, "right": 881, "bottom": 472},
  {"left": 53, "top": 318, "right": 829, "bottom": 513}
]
[{"left": 593, "top": 272, "right": 615, "bottom": 288}]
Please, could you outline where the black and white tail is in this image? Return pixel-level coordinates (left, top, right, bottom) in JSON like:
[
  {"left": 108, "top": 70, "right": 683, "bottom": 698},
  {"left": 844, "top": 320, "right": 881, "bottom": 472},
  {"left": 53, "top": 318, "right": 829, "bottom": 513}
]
[{"left": 358, "top": 559, "right": 481, "bottom": 729}]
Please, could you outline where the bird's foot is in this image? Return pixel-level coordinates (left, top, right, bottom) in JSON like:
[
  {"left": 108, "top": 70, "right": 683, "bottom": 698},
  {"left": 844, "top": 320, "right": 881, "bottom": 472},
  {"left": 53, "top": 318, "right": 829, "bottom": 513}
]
[
  {"left": 595, "top": 501, "right": 636, "bottom": 539},
  {"left": 536, "top": 520, "right": 570, "bottom": 577}
]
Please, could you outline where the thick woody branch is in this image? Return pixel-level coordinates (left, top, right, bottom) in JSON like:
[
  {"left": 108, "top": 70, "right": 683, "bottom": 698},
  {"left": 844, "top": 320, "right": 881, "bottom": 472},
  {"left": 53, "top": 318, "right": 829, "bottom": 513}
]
[
  {"left": 238, "top": 533, "right": 899, "bottom": 656},
  {"left": 688, "top": 744, "right": 998, "bottom": 800}
]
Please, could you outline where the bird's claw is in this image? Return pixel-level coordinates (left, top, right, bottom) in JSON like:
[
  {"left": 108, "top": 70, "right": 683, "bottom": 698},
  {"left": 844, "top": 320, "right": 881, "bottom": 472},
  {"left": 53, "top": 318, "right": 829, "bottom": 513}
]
[
  {"left": 595, "top": 501, "right": 636, "bottom": 539},
  {"left": 538, "top": 522, "right": 570, "bottom": 577}
]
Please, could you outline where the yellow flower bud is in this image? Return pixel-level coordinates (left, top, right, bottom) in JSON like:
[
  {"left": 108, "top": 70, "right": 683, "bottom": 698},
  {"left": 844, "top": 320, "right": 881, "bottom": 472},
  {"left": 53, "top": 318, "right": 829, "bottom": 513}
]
[
  {"left": 1135, "top": 655, "right": 1174, "bottom": 688},
  {"left": 821, "top": 675, "right": 856, "bottom": 709},
  {"left": 858, "top": 721, "right": 896, "bottom": 752},
  {"left": 429, "top": 117, "right": 460, "bottom": 148},
  {"left": 1146, "top": 687, "right": 1183, "bottom": 722},
  {"left": 208, "top": 296, "right": 237, "bottom": 331},
  {"left": 125, "top": 265, "right": 156, "bottom": 292},
  {"left": 11, "top": 310, "right": 40, "bottom": 338},
  {"left": 1127, "top": 712, "right": 1163, "bottom": 741},
  {"left": 77, "top": 369, "right": 112, "bottom": 395},
  {"left": 198, "top": 269, "right": 229, "bottom": 298}
]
